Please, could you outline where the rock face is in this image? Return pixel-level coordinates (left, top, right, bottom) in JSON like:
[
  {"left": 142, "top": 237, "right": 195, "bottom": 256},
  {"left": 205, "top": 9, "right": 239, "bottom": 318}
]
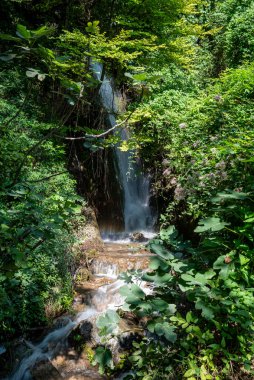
[{"left": 72, "top": 207, "right": 104, "bottom": 263}]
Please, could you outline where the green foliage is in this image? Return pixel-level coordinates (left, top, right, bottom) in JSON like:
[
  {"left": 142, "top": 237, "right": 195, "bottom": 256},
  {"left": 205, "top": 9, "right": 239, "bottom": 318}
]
[
  {"left": 0, "top": 71, "right": 83, "bottom": 339},
  {"left": 130, "top": 60, "right": 254, "bottom": 229},
  {"left": 92, "top": 2, "right": 254, "bottom": 378},
  {"left": 102, "top": 196, "right": 254, "bottom": 378},
  {"left": 92, "top": 346, "right": 113, "bottom": 375}
]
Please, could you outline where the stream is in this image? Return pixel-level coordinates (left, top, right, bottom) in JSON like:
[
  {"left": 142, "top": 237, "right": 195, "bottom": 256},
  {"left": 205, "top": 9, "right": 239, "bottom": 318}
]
[
  {"left": 6, "top": 64, "right": 156, "bottom": 380},
  {"left": 8, "top": 251, "right": 153, "bottom": 380},
  {"left": 9, "top": 277, "right": 125, "bottom": 380}
]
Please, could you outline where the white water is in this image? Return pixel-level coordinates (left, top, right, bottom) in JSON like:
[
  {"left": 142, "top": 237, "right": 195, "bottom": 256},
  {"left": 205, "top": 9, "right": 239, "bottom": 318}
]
[
  {"left": 92, "top": 62, "right": 155, "bottom": 240},
  {"left": 92, "top": 260, "right": 119, "bottom": 279}
]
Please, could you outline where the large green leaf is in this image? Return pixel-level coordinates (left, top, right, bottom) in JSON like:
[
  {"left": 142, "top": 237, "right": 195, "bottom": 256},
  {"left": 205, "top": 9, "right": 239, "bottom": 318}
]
[
  {"left": 142, "top": 271, "right": 173, "bottom": 284},
  {"left": 96, "top": 309, "right": 120, "bottom": 335},
  {"left": 149, "top": 243, "right": 174, "bottom": 259},
  {"left": 195, "top": 217, "right": 229, "bottom": 233},
  {"left": 211, "top": 191, "right": 248, "bottom": 203},
  {"left": 93, "top": 346, "right": 113, "bottom": 374},
  {"left": 195, "top": 300, "right": 215, "bottom": 320},
  {"left": 149, "top": 256, "right": 169, "bottom": 271}
]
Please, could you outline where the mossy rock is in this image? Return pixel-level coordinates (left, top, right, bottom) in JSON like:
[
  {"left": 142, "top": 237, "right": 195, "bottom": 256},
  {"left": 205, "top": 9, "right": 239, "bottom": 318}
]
[{"left": 75, "top": 268, "right": 91, "bottom": 284}]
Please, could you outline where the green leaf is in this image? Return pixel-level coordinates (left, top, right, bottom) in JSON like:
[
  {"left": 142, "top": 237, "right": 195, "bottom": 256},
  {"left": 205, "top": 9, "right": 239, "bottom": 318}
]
[
  {"left": 16, "top": 24, "right": 31, "bottom": 40},
  {"left": 142, "top": 271, "right": 173, "bottom": 284},
  {"left": 85, "top": 21, "right": 100, "bottom": 34},
  {"left": 149, "top": 243, "right": 174, "bottom": 259},
  {"left": 195, "top": 217, "right": 229, "bottom": 233},
  {"left": 93, "top": 346, "right": 113, "bottom": 374},
  {"left": 239, "top": 254, "right": 250, "bottom": 266},
  {"left": 211, "top": 191, "right": 248, "bottom": 203},
  {"left": 0, "top": 33, "right": 20, "bottom": 41},
  {"left": 26, "top": 69, "right": 39, "bottom": 78},
  {"left": 184, "top": 369, "right": 196, "bottom": 378},
  {"left": 195, "top": 300, "right": 215, "bottom": 320},
  {"left": 1, "top": 224, "right": 10, "bottom": 231},
  {"left": 154, "top": 322, "right": 177, "bottom": 343},
  {"left": 149, "top": 257, "right": 169, "bottom": 271},
  {"left": 151, "top": 298, "right": 175, "bottom": 313},
  {"left": 213, "top": 255, "right": 235, "bottom": 279},
  {"left": 96, "top": 310, "right": 120, "bottom": 335}
]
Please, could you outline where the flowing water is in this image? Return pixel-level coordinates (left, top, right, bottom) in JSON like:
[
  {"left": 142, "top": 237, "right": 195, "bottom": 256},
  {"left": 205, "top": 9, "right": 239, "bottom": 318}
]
[{"left": 92, "top": 62, "right": 156, "bottom": 242}]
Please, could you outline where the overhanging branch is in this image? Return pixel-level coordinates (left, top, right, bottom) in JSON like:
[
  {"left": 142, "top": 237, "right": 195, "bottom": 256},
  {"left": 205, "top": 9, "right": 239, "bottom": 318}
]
[{"left": 64, "top": 115, "right": 131, "bottom": 141}]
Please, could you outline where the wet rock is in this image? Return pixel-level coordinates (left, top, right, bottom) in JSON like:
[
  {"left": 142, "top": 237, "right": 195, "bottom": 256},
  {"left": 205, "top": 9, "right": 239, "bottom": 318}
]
[
  {"left": 52, "top": 347, "right": 106, "bottom": 379},
  {"left": 52, "top": 316, "right": 73, "bottom": 330},
  {"left": 130, "top": 232, "right": 148, "bottom": 242},
  {"left": 68, "top": 319, "right": 99, "bottom": 350},
  {"left": 31, "top": 358, "right": 62, "bottom": 379},
  {"left": 71, "top": 207, "right": 104, "bottom": 263}
]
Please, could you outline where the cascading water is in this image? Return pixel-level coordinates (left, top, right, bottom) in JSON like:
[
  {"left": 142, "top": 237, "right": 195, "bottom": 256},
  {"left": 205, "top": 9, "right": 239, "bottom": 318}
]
[{"left": 92, "top": 62, "right": 155, "bottom": 241}]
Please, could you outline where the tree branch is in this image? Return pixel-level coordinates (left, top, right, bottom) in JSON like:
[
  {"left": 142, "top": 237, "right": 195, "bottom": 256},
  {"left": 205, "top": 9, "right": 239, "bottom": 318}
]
[{"left": 64, "top": 110, "right": 134, "bottom": 141}]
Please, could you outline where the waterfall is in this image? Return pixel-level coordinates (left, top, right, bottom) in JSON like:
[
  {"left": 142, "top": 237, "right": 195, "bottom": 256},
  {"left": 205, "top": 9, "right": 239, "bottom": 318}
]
[{"left": 92, "top": 62, "right": 155, "bottom": 240}]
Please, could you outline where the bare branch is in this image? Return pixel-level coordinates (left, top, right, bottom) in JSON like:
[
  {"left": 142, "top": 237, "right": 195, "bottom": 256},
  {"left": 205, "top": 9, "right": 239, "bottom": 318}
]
[{"left": 64, "top": 111, "right": 134, "bottom": 141}]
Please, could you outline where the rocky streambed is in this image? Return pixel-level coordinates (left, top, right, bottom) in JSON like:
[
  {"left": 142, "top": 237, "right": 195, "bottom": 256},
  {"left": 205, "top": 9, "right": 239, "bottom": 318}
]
[{"left": 5, "top": 239, "right": 153, "bottom": 380}]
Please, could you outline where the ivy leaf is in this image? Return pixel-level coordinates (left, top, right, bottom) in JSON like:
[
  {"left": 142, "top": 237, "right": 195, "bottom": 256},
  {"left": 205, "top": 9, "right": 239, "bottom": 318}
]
[{"left": 195, "top": 217, "right": 229, "bottom": 233}]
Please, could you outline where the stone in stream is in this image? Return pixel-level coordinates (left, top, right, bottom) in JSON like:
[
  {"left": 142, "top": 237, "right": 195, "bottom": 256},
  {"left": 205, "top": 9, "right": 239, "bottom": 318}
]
[{"left": 130, "top": 232, "right": 148, "bottom": 242}]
